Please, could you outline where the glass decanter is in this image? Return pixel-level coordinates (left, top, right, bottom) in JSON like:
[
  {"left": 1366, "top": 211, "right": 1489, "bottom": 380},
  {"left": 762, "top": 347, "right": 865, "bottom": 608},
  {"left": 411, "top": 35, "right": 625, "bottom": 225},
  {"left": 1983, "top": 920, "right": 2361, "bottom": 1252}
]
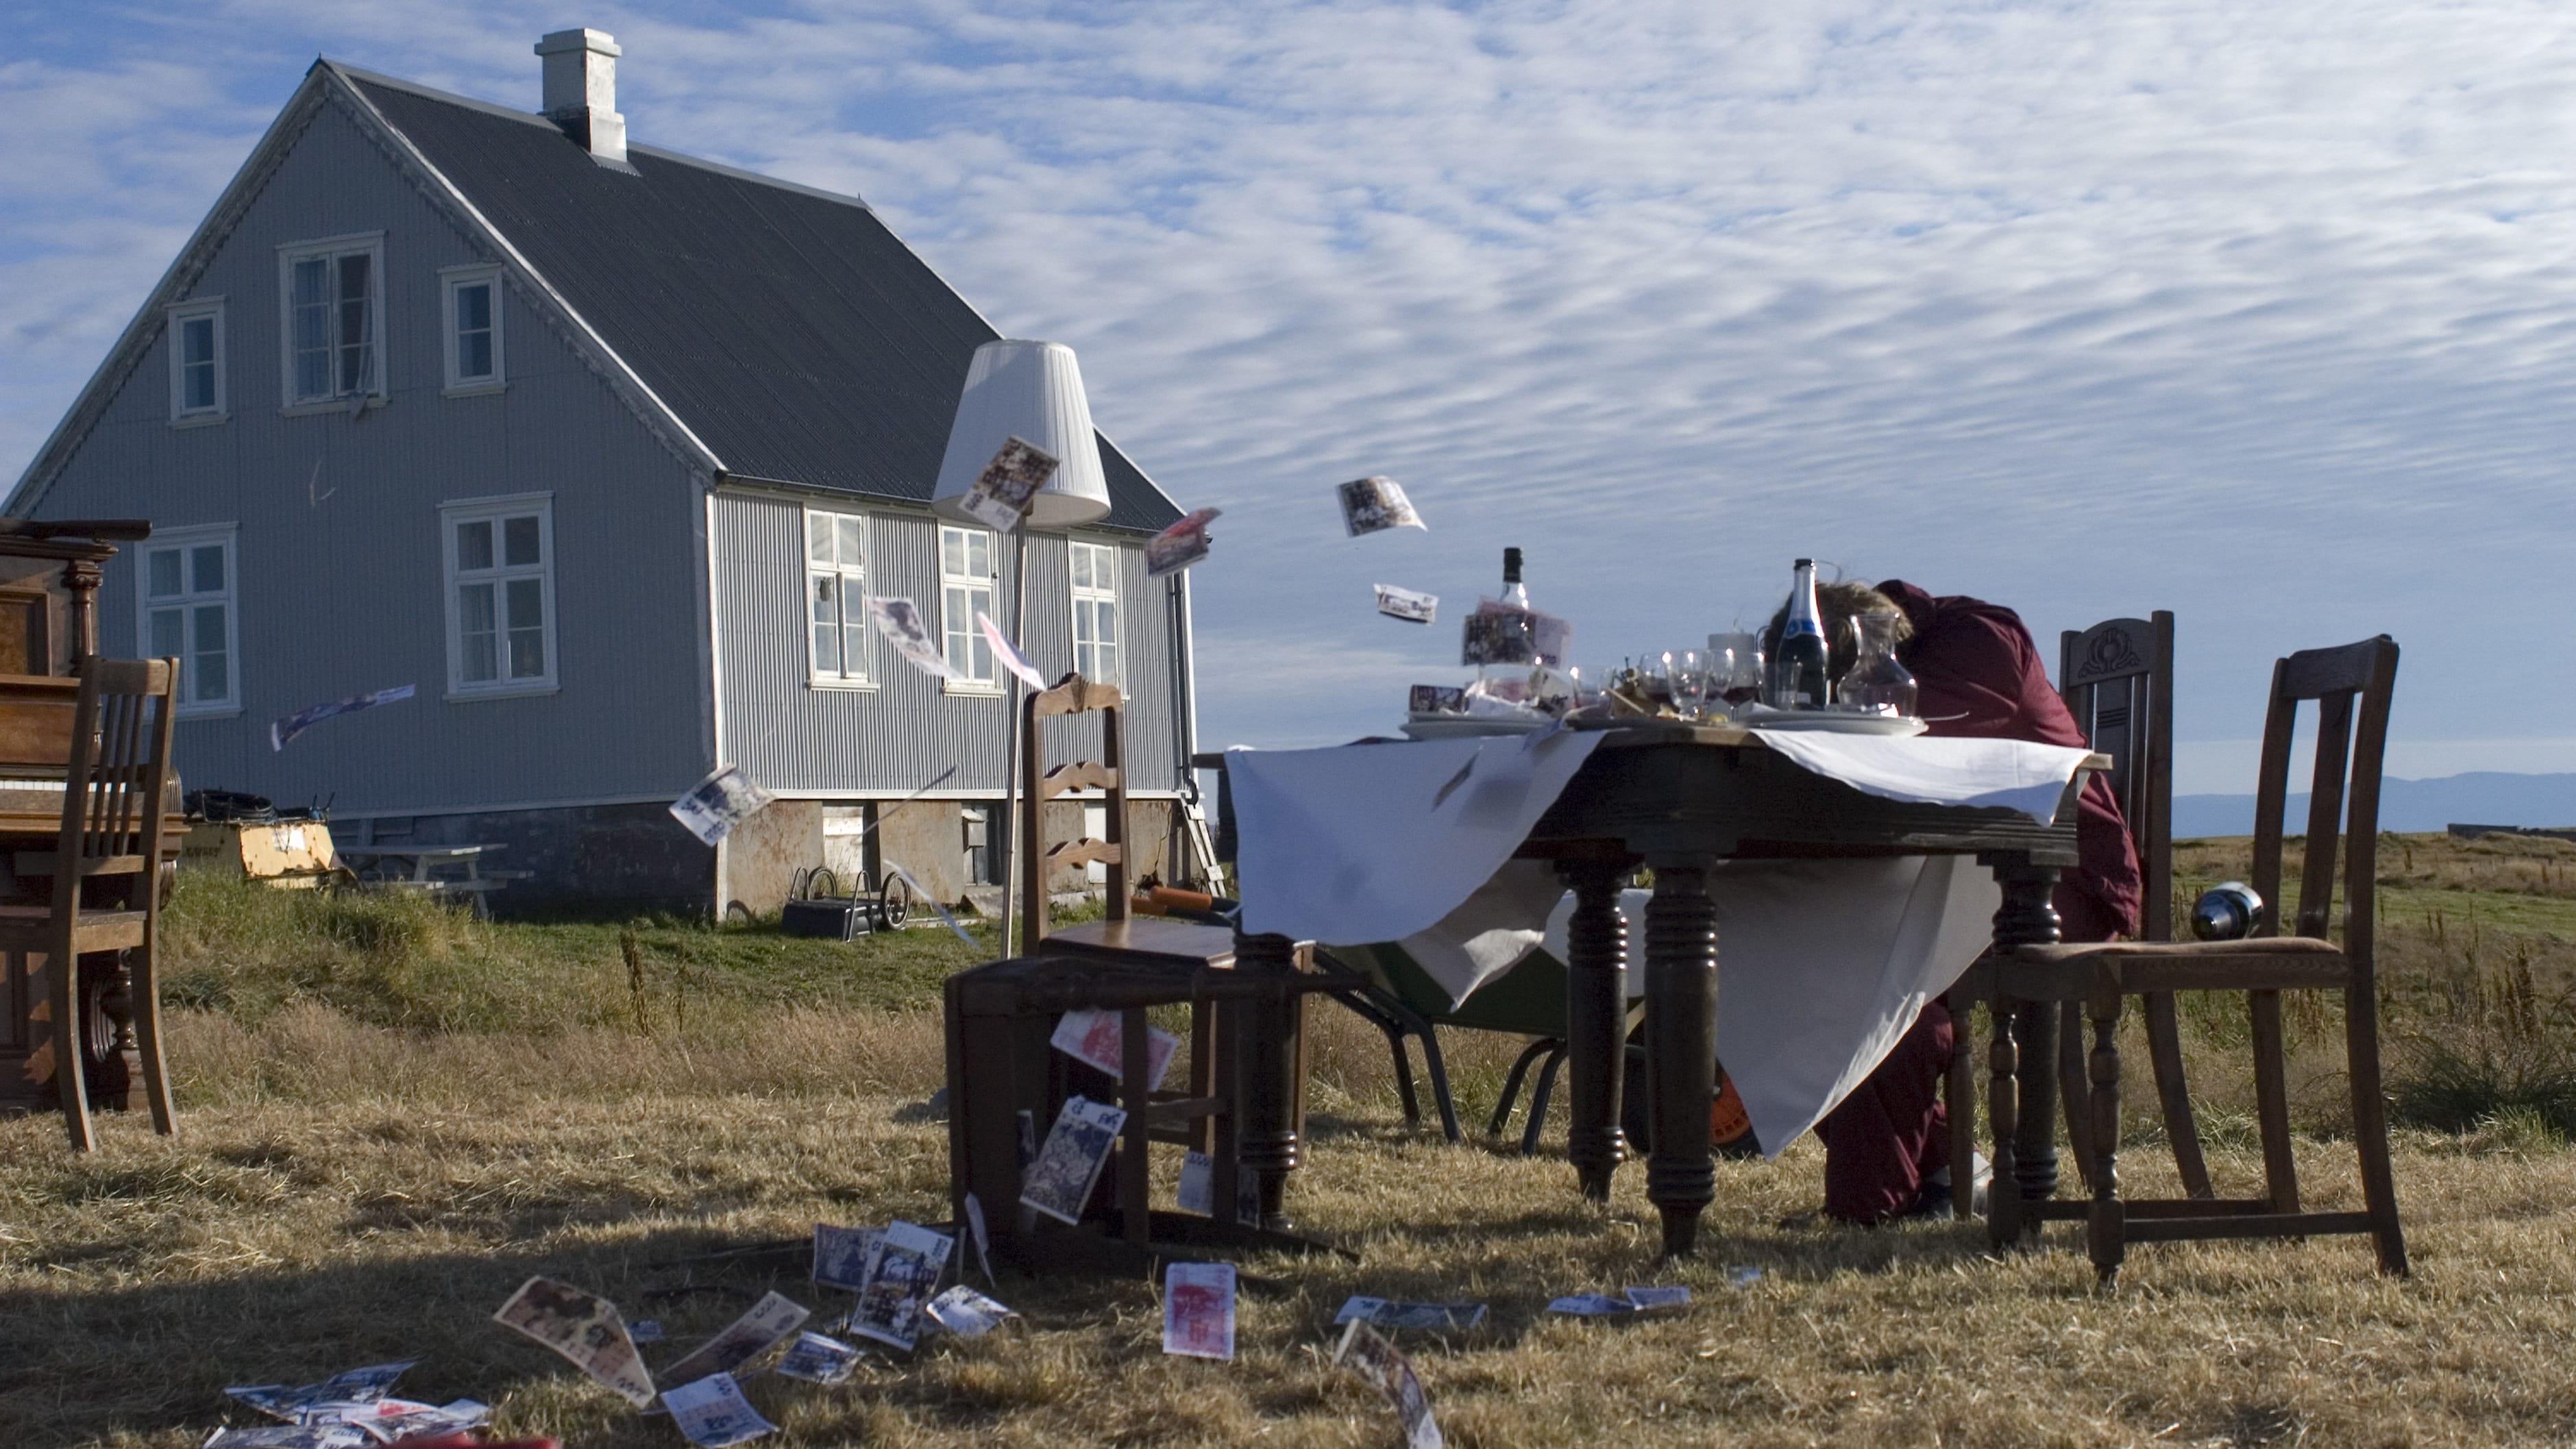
[{"left": 1837, "top": 610, "right": 1917, "bottom": 716}]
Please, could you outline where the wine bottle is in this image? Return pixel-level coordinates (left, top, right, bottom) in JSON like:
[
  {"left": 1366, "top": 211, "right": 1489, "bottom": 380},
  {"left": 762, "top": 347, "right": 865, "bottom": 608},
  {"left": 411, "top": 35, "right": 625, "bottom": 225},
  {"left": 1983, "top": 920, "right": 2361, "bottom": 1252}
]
[
  {"left": 1770, "top": 558, "right": 1830, "bottom": 708},
  {"left": 1501, "top": 547, "right": 1529, "bottom": 609}
]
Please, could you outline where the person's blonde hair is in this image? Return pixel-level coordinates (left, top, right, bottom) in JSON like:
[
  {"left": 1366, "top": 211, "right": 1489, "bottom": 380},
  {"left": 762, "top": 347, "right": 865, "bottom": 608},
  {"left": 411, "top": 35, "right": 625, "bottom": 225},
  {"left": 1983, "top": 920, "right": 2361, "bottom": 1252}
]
[{"left": 1763, "top": 581, "right": 1913, "bottom": 680}]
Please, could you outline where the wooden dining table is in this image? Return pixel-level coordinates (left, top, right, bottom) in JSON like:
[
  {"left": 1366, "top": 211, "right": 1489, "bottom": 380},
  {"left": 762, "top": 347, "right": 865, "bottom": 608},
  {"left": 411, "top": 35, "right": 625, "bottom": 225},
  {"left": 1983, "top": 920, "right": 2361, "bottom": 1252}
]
[{"left": 1225, "top": 719, "right": 2106, "bottom": 1256}]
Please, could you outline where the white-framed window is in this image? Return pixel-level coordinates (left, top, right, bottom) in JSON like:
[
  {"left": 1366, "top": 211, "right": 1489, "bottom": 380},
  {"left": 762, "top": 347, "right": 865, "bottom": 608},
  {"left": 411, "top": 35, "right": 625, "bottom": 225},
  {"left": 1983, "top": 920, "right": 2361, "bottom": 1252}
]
[
  {"left": 441, "top": 493, "right": 557, "bottom": 698},
  {"left": 167, "top": 299, "right": 225, "bottom": 423},
  {"left": 1068, "top": 539, "right": 1121, "bottom": 685},
  {"left": 805, "top": 506, "right": 870, "bottom": 686},
  {"left": 136, "top": 524, "right": 239, "bottom": 715},
  {"left": 441, "top": 265, "right": 504, "bottom": 393},
  {"left": 278, "top": 233, "right": 386, "bottom": 406},
  {"left": 938, "top": 524, "right": 999, "bottom": 691}
]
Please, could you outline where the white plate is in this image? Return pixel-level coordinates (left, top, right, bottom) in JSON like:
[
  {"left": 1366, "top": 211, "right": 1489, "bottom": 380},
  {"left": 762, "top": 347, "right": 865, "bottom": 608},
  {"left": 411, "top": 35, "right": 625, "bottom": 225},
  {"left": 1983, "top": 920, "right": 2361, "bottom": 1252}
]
[
  {"left": 1399, "top": 715, "right": 1551, "bottom": 740},
  {"left": 1738, "top": 709, "right": 1928, "bottom": 736}
]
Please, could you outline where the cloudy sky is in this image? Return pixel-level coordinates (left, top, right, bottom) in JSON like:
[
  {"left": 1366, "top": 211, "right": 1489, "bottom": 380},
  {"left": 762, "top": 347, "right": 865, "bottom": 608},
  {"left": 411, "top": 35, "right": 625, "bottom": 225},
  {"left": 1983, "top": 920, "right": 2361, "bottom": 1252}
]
[{"left": 8, "top": 1, "right": 2575, "bottom": 793}]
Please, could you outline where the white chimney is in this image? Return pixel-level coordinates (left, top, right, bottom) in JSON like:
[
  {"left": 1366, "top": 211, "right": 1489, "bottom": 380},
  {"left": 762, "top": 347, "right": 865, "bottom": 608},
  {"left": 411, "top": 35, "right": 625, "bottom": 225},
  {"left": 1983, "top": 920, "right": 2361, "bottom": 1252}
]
[{"left": 535, "top": 27, "right": 627, "bottom": 164}]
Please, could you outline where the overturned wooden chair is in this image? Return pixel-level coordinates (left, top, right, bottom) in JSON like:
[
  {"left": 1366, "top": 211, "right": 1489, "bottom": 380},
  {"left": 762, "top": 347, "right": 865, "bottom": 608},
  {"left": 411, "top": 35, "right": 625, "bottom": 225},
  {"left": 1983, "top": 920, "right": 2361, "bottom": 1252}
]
[
  {"left": 18, "top": 658, "right": 180, "bottom": 1151},
  {"left": 1989, "top": 635, "right": 2408, "bottom": 1280}
]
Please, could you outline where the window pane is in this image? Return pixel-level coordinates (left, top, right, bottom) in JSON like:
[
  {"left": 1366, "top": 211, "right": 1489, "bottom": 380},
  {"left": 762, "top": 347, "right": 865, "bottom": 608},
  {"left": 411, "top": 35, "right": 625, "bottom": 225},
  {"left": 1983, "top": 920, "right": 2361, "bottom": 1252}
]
[
  {"left": 295, "top": 347, "right": 329, "bottom": 401},
  {"left": 843, "top": 623, "right": 868, "bottom": 676},
  {"left": 191, "top": 544, "right": 225, "bottom": 595},
  {"left": 461, "top": 330, "right": 492, "bottom": 380},
  {"left": 502, "top": 515, "right": 541, "bottom": 567},
  {"left": 182, "top": 317, "right": 213, "bottom": 367},
  {"left": 147, "top": 550, "right": 182, "bottom": 598},
  {"left": 508, "top": 624, "right": 545, "bottom": 680},
  {"left": 940, "top": 529, "right": 963, "bottom": 577},
  {"left": 148, "top": 608, "right": 182, "bottom": 658},
  {"left": 965, "top": 531, "right": 991, "bottom": 576},
  {"left": 456, "top": 520, "right": 493, "bottom": 571},
  {"left": 184, "top": 360, "right": 215, "bottom": 411},
  {"left": 835, "top": 516, "right": 864, "bottom": 567},
  {"left": 807, "top": 512, "right": 834, "bottom": 565},
  {"left": 456, "top": 281, "right": 491, "bottom": 332},
  {"left": 459, "top": 582, "right": 497, "bottom": 682},
  {"left": 292, "top": 258, "right": 326, "bottom": 306},
  {"left": 191, "top": 605, "right": 227, "bottom": 701},
  {"left": 1094, "top": 597, "right": 1118, "bottom": 650},
  {"left": 505, "top": 576, "right": 545, "bottom": 632},
  {"left": 337, "top": 252, "right": 371, "bottom": 306}
]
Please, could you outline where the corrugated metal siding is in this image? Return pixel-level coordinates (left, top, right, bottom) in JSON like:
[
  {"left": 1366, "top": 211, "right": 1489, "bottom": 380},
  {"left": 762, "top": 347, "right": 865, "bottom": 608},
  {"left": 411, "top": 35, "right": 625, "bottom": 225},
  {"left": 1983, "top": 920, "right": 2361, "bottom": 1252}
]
[
  {"left": 714, "top": 489, "right": 1184, "bottom": 796},
  {"left": 30, "top": 101, "right": 710, "bottom": 813}
]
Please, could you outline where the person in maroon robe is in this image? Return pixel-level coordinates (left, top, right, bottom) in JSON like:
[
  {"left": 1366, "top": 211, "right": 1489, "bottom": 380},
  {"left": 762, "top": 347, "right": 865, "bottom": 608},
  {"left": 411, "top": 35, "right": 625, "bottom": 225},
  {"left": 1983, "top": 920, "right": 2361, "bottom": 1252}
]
[{"left": 1771, "top": 580, "right": 2140, "bottom": 1224}]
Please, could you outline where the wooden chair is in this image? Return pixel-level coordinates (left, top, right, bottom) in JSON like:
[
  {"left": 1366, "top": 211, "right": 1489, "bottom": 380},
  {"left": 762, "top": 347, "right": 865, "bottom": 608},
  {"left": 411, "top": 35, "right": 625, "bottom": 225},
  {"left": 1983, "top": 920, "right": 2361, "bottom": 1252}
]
[
  {"left": 1943, "top": 612, "right": 2211, "bottom": 1210},
  {"left": 1019, "top": 672, "right": 1243, "bottom": 1148},
  {"left": 15, "top": 658, "right": 180, "bottom": 1151},
  {"left": 1989, "top": 636, "right": 2407, "bottom": 1280}
]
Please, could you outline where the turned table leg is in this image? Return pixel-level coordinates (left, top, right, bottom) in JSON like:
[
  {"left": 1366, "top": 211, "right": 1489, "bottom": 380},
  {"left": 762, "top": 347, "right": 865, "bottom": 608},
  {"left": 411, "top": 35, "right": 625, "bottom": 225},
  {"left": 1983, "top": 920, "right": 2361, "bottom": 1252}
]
[
  {"left": 1989, "top": 859, "right": 2064, "bottom": 1235},
  {"left": 1558, "top": 855, "right": 1634, "bottom": 1202},
  {"left": 1643, "top": 859, "right": 1718, "bottom": 1257},
  {"left": 1232, "top": 928, "right": 1303, "bottom": 1232}
]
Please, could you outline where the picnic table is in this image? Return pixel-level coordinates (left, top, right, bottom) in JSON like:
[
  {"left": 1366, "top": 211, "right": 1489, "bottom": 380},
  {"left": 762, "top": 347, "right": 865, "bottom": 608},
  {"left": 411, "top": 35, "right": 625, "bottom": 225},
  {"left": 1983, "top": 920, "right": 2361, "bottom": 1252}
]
[
  {"left": 1221, "top": 718, "right": 2106, "bottom": 1256},
  {"left": 339, "top": 843, "right": 526, "bottom": 917}
]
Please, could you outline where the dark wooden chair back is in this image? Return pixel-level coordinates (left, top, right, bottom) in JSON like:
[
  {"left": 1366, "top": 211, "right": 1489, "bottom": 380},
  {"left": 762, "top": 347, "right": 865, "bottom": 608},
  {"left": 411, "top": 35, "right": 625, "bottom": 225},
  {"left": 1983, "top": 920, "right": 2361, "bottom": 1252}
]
[
  {"left": 2248, "top": 636, "right": 2400, "bottom": 964},
  {"left": 1018, "top": 672, "right": 1130, "bottom": 948},
  {"left": 54, "top": 658, "right": 179, "bottom": 913},
  {"left": 2059, "top": 612, "right": 2174, "bottom": 940}
]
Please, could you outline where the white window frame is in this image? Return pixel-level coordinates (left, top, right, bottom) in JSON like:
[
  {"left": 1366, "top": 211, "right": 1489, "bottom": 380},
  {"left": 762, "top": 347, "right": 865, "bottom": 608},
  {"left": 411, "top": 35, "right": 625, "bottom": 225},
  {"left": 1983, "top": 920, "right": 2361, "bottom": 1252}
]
[
  {"left": 1068, "top": 538, "right": 1123, "bottom": 687},
  {"left": 440, "top": 492, "right": 559, "bottom": 700},
  {"left": 166, "top": 298, "right": 226, "bottom": 424},
  {"left": 937, "top": 524, "right": 1001, "bottom": 694},
  {"left": 440, "top": 264, "right": 506, "bottom": 395},
  {"left": 136, "top": 523, "right": 240, "bottom": 717},
  {"left": 803, "top": 506, "right": 872, "bottom": 689},
  {"left": 276, "top": 232, "right": 387, "bottom": 411}
]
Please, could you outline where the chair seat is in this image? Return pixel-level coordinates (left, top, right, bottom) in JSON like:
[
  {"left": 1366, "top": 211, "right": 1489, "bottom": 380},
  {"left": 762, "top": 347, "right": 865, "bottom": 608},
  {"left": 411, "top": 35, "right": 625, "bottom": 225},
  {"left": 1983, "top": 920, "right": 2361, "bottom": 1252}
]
[
  {"left": 1043, "top": 917, "right": 1237, "bottom": 969},
  {"left": 0, "top": 903, "right": 148, "bottom": 953},
  {"left": 2002, "top": 936, "right": 2349, "bottom": 997}
]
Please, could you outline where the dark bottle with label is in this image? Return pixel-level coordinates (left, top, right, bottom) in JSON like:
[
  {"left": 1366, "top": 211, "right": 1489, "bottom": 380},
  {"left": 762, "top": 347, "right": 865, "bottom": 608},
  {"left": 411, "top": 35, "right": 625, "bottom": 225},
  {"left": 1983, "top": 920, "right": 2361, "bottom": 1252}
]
[
  {"left": 1769, "top": 558, "right": 1830, "bottom": 708},
  {"left": 1501, "top": 547, "right": 1529, "bottom": 609}
]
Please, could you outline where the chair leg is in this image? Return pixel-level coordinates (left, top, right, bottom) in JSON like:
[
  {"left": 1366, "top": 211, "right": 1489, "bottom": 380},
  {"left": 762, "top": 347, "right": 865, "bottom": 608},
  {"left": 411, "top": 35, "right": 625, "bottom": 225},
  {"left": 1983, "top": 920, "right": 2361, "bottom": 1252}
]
[
  {"left": 2059, "top": 999, "right": 2096, "bottom": 1195},
  {"left": 48, "top": 948, "right": 95, "bottom": 1153},
  {"left": 2142, "top": 991, "right": 2210, "bottom": 1199},
  {"left": 1489, "top": 1038, "right": 1554, "bottom": 1138},
  {"left": 2343, "top": 982, "right": 2409, "bottom": 1276},
  {"left": 1519, "top": 1042, "right": 1567, "bottom": 1158},
  {"left": 2248, "top": 990, "right": 2303, "bottom": 1213},
  {"left": 1415, "top": 1024, "right": 1464, "bottom": 1144},
  {"left": 1987, "top": 987, "right": 2024, "bottom": 1250},
  {"left": 130, "top": 943, "right": 176, "bottom": 1137},
  {"left": 1945, "top": 990, "right": 1976, "bottom": 1222},
  {"left": 2084, "top": 984, "right": 2126, "bottom": 1284},
  {"left": 1384, "top": 1023, "right": 1423, "bottom": 1125}
]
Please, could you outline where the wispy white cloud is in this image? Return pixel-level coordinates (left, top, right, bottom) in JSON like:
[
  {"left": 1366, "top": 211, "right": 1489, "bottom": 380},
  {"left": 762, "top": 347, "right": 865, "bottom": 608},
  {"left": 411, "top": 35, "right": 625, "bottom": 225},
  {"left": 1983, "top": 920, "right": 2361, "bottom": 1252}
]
[{"left": 6, "top": 1, "right": 2575, "bottom": 791}]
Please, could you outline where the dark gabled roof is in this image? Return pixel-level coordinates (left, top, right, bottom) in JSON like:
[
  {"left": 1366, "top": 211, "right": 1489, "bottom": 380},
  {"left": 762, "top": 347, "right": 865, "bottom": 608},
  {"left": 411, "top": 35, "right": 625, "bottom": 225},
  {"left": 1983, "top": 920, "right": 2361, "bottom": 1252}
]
[{"left": 343, "top": 68, "right": 1180, "bottom": 534}]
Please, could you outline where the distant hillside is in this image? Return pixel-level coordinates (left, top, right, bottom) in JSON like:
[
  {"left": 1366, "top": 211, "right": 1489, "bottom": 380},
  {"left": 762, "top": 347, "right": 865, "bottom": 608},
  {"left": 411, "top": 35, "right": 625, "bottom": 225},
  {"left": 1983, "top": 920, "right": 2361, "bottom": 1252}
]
[{"left": 2171, "top": 772, "right": 2576, "bottom": 839}]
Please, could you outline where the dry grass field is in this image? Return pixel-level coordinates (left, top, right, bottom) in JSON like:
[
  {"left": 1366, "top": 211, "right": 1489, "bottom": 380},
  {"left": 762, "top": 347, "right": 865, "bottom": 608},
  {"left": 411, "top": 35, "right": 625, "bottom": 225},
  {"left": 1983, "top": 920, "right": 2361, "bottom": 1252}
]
[{"left": 8, "top": 833, "right": 2576, "bottom": 1448}]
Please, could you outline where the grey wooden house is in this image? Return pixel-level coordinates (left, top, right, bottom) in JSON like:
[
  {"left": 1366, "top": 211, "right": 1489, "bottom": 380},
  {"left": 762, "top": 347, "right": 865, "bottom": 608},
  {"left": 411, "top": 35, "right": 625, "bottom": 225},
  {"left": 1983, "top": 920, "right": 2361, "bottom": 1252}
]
[{"left": 5, "top": 31, "right": 1201, "bottom": 914}]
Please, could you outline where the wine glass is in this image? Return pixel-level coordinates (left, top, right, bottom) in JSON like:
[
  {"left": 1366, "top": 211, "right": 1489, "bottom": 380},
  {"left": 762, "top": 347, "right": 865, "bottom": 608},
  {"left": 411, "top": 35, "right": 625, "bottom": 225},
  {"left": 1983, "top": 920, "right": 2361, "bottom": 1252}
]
[
  {"left": 1708, "top": 632, "right": 1764, "bottom": 713},
  {"left": 1667, "top": 648, "right": 1711, "bottom": 721}
]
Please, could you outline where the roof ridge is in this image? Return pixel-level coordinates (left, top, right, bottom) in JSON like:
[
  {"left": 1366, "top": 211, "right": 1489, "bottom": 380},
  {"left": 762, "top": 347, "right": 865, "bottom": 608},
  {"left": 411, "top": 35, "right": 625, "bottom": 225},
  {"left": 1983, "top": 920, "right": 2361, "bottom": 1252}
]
[{"left": 332, "top": 62, "right": 873, "bottom": 212}]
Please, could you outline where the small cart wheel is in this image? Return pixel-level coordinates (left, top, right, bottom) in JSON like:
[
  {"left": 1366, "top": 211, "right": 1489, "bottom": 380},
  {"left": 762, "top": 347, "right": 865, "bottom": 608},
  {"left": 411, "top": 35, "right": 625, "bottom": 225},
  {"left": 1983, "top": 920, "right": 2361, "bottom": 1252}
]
[{"left": 877, "top": 873, "right": 911, "bottom": 929}]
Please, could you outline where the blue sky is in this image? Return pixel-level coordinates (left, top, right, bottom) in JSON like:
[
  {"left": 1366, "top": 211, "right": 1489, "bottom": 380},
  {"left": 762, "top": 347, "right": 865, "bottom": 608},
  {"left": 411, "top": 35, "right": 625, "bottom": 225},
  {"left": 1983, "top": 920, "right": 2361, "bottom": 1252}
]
[{"left": 8, "top": 1, "right": 2575, "bottom": 793}]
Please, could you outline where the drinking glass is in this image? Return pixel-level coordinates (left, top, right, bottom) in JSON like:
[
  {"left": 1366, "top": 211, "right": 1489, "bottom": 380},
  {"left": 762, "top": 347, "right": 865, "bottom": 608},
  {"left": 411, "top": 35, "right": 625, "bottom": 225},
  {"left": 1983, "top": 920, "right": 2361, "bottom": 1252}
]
[
  {"left": 1667, "top": 648, "right": 1711, "bottom": 720},
  {"left": 1838, "top": 611, "right": 1918, "bottom": 716},
  {"left": 1708, "top": 632, "right": 1765, "bottom": 711}
]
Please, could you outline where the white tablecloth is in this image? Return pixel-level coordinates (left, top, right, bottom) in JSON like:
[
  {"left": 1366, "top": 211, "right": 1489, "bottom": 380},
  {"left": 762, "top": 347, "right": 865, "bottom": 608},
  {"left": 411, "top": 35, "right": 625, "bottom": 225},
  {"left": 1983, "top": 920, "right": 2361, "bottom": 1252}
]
[{"left": 1225, "top": 728, "right": 2085, "bottom": 1154}]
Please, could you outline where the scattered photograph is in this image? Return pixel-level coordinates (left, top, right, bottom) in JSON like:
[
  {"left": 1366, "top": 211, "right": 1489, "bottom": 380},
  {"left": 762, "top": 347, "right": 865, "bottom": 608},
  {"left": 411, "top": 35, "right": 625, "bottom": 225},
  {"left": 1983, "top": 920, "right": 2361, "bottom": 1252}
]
[
  {"left": 959, "top": 436, "right": 1059, "bottom": 532},
  {"left": 811, "top": 1222, "right": 881, "bottom": 1292},
  {"left": 1337, "top": 476, "right": 1425, "bottom": 536},
  {"left": 1407, "top": 684, "right": 1467, "bottom": 715},
  {"left": 844, "top": 1219, "right": 955, "bottom": 1350},
  {"left": 1162, "top": 1262, "right": 1237, "bottom": 1361},
  {"left": 1020, "top": 1095, "right": 1128, "bottom": 1226},
  {"left": 1336, "top": 1320, "right": 1445, "bottom": 1449},
  {"left": 774, "top": 1331, "right": 862, "bottom": 1385},
  {"left": 667, "top": 765, "right": 777, "bottom": 847},
  {"left": 1146, "top": 507, "right": 1220, "bottom": 578},
  {"left": 864, "top": 595, "right": 963, "bottom": 682},
  {"left": 924, "top": 1285, "right": 1019, "bottom": 1339},
  {"left": 1375, "top": 584, "right": 1438, "bottom": 625},
  {"left": 1176, "top": 1148, "right": 1213, "bottom": 1215},
  {"left": 1049, "top": 1006, "right": 1179, "bottom": 1089},
  {"left": 659, "top": 1291, "right": 810, "bottom": 1386},
  {"left": 492, "top": 1276, "right": 656, "bottom": 1407},
  {"left": 1334, "top": 1297, "right": 1488, "bottom": 1331},
  {"left": 661, "top": 1372, "right": 777, "bottom": 1448}
]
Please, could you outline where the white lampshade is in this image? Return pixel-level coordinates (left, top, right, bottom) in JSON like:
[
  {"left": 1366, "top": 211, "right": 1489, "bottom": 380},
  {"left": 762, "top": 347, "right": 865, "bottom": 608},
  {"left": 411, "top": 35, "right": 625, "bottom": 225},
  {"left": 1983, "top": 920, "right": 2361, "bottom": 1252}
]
[{"left": 930, "top": 339, "right": 1112, "bottom": 530}]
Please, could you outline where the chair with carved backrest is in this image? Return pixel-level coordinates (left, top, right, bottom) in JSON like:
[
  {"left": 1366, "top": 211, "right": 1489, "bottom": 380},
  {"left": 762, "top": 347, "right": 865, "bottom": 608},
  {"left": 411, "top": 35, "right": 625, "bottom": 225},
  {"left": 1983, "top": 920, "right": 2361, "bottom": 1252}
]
[
  {"left": 1943, "top": 611, "right": 2203, "bottom": 1210},
  {"left": 1989, "top": 635, "right": 2407, "bottom": 1280},
  {"left": 12, "top": 657, "right": 180, "bottom": 1151}
]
